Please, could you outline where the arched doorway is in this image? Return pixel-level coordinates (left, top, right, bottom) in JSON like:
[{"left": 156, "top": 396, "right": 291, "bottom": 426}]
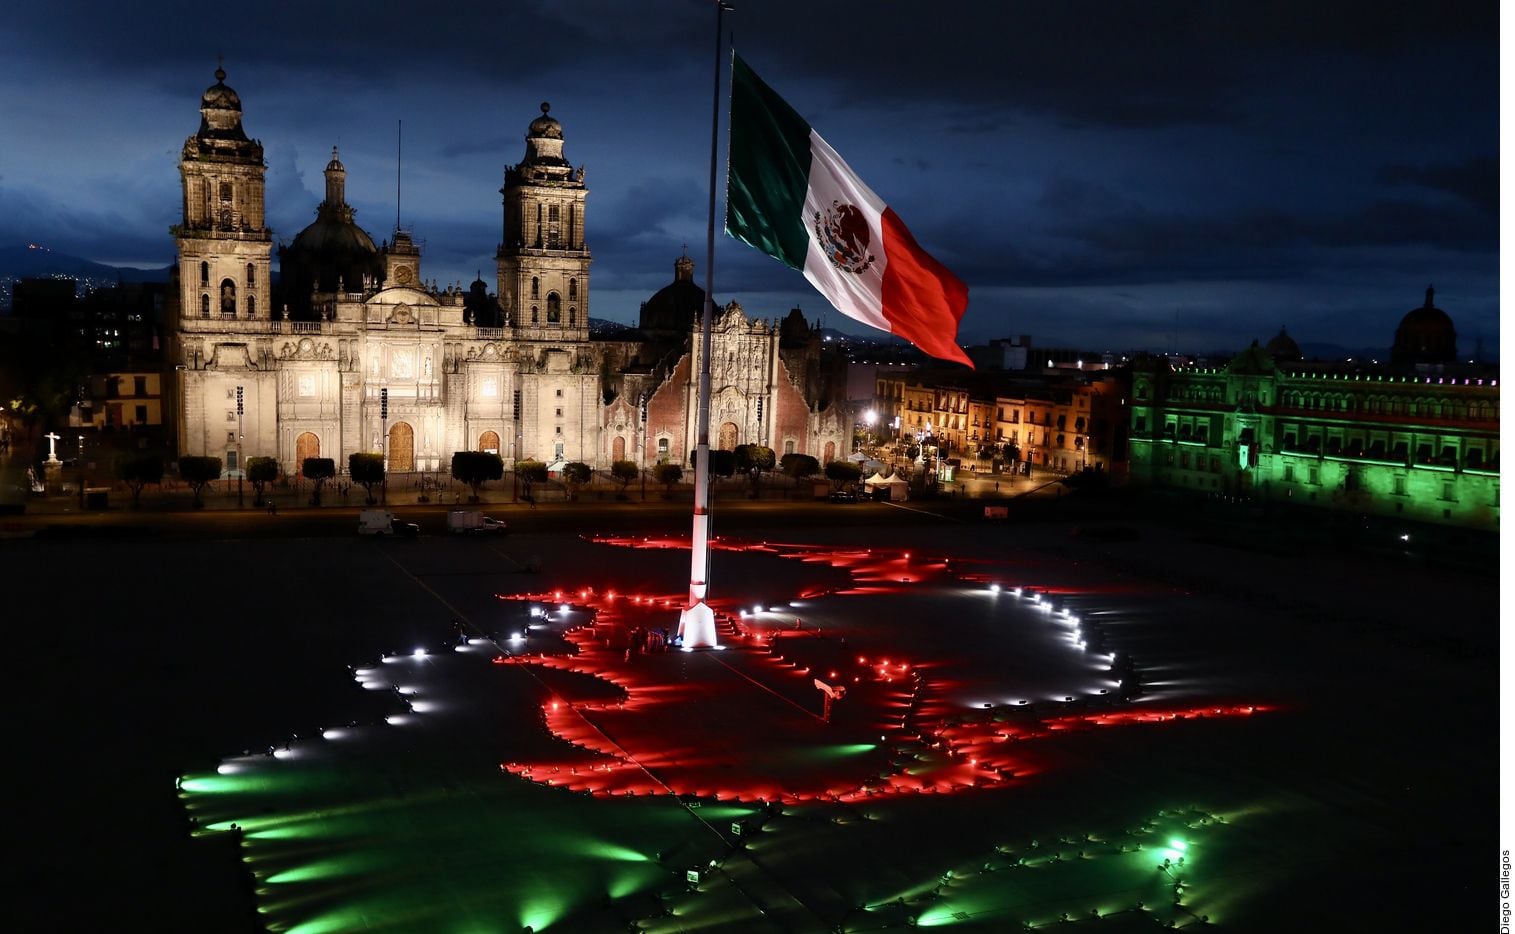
[
  {"left": 388, "top": 422, "right": 415, "bottom": 472},
  {"left": 479, "top": 430, "right": 500, "bottom": 454},
  {"left": 612, "top": 436, "right": 626, "bottom": 461},
  {"left": 718, "top": 422, "right": 738, "bottom": 451},
  {"left": 294, "top": 432, "right": 320, "bottom": 473},
  {"left": 824, "top": 441, "right": 836, "bottom": 465}
]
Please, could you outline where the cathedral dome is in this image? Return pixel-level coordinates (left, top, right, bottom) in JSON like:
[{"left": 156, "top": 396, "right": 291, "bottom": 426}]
[
  {"left": 528, "top": 102, "right": 563, "bottom": 139},
  {"left": 638, "top": 254, "right": 706, "bottom": 333},
  {"left": 196, "top": 65, "right": 250, "bottom": 141},
  {"left": 278, "top": 155, "right": 382, "bottom": 319},
  {"left": 1391, "top": 286, "right": 1457, "bottom": 366},
  {"left": 1264, "top": 326, "right": 1302, "bottom": 362},
  {"left": 288, "top": 214, "right": 378, "bottom": 256},
  {"left": 201, "top": 68, "right": 241, "bottom": 111}
]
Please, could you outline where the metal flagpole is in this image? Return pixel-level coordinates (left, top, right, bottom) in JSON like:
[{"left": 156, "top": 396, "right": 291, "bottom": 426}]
[{"left": 677, "top": 0, "right": 731, "bottom": 650}]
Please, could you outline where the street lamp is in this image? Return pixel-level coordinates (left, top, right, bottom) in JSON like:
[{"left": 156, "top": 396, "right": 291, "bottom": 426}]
[
  {"left": 236, "top": 385, "right": 244, "bottom": 507},
  {"left": 380, "top": 387, "right": 388, "bottom": 505},
  {"left": 77, "top": 434, "right": 85, "bottom": 508}
]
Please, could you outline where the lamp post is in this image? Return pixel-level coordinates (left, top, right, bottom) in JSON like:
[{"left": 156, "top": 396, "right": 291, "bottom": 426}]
[
  {"left": 236, "top": 385, "right": 244, "bottom": 507},
  {"left": 77, "top": 434, "right": 85, "bottom": 508}
]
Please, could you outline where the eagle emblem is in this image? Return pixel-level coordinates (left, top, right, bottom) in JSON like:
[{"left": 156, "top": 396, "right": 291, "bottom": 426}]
[{"left": 813, "top": 200, "right": 875, "bottom": 274}]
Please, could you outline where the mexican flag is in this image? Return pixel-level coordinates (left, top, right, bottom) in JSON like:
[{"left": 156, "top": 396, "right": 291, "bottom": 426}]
[{"left": 726, "top": 54, "right": 972, "bottom": 367}]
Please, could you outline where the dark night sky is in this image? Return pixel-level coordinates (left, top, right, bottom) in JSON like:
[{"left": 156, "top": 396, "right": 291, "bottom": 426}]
[{"left": 0, "top": 1, "right": 1498, "bottom": 356}]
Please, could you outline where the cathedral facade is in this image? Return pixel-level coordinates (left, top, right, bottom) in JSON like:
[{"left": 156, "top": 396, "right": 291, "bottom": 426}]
[{"left": 166, "top": 69, "right": 849, "bottom": 479}]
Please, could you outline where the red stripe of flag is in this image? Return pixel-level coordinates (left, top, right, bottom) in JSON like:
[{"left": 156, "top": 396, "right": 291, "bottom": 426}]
[{"left": 879, "top": 208, "right": 972, "bottom": 367}]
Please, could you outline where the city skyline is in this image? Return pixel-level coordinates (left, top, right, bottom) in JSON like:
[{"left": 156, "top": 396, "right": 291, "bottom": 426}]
[{"left": 0, "top": 1, "right": 1497, "bottom": 354}]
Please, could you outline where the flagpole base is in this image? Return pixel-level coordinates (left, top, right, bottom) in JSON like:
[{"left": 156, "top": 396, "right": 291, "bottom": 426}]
[{"left": 677, "top": 600, "right": 720, "bottom": 649}]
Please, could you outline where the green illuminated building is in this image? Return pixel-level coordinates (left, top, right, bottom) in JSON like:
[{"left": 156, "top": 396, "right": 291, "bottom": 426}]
[{"left": 1128, "top": 290, "right": 1499, "bottom": 529}]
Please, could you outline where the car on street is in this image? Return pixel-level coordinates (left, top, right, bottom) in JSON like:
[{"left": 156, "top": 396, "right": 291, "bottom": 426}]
[{"left": 829, "top": 489, "right": 859, "bottom": 503}]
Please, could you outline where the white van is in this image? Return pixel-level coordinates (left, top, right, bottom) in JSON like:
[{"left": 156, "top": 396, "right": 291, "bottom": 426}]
[
  {"left": 447, "top": 509, "right": 507, "bottom": 534},
  {"left": 358, "top": 508, "right": 419, "bottom": 537}
]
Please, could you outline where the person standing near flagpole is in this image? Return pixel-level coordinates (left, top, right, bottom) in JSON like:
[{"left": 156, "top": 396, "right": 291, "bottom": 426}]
[{"left": 726, "top": 53, "right": 973, "bottom": 367}]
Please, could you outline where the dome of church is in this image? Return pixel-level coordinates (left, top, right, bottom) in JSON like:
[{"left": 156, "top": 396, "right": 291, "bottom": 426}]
[
  {"left": 639, "top": 254, "right": 706, "bottom": 333},
  {"left": 288, "top": 214, "right": 378, "bottom": 256},
  {"left": 1391, "top": 286, "right": 1457, "bottom": 366},
  {"left": 195, "top": 66, "right": 251, "bottom": 142},
  {"left": 528, "top": 102, "right": 563, "bottom": 139},
  {"left": 201, "top": 68, "right": 241, "bottom": 110},
  {"left": 1264, "top": 326, "right": 1302, "bottom": 362},
  {"left": 278, "top": 155, "right": 382, "bottom": 320}
]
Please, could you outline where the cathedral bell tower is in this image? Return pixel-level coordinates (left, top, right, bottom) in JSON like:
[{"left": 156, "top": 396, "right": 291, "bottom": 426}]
[
  {"left": 174, "top": 66, "right": 272, "bottom": 323},
  {"left": 497, "top": 102, "right": 591, "bottom": 341}
]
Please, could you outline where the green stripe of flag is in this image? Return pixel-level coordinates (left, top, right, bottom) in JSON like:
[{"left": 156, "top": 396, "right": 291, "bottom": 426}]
[{"left": 726, "top": 53, "right": 813, "bottom": 270}]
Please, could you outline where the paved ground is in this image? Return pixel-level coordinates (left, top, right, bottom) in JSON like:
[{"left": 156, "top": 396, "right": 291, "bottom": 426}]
[{"left": 8, "top": 485, "right": 1498, "bottom": 932}]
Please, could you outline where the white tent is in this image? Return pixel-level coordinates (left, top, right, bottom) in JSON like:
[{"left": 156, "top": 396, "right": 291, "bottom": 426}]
[
  {"left": 847, "top": 451, "right": 868, "bottom": 463},
  {"left": 864, "top": 472, "right": 910, "bottom": 502}
]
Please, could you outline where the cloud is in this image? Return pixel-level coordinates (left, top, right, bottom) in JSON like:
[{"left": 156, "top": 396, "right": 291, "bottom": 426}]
[{"left": 1379, "top": 156, "right": 1497, "bottom": 215}]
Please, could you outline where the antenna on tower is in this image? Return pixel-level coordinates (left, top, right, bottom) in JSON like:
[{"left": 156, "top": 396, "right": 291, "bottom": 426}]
[{"left": 396, "top": 119, "right": 403, "bottom": 233}]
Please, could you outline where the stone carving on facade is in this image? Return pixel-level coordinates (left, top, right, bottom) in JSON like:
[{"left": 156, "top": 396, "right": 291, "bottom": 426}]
[
  {"left": 388, "top": 304, "right": 414, "bottom": 326},
  {"left": 279, "top": 338, "right": 335, "bottom": 360}
]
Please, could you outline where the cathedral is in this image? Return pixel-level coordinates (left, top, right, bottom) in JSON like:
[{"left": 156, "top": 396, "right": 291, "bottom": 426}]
[{"left": 166, "top": 68, "right": 850, "bottom": 479}]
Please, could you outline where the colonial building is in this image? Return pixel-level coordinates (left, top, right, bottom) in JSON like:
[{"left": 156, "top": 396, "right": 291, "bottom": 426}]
[
  {"left": 1128, "top": 292, "right": 1499, "bottom": 529},
  {"left": 166, "top": 68, "right": 847, "bottom": 478}
]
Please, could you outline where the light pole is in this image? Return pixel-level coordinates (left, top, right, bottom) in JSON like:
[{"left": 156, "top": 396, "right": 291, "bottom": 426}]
[
  {"left": 236, "top": 385, "right": 244, "bottom": 507},
  {"left": 77, "top": 434, "right": 86, "bottom": 508},
  {"left": 380, "top": 387, "right": 388, "bottom": 505}
]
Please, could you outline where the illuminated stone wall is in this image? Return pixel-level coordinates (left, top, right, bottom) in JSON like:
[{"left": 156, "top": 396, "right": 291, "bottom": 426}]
[{"left": 1129, "top": 352, "right": 1499, "bottom": 529}]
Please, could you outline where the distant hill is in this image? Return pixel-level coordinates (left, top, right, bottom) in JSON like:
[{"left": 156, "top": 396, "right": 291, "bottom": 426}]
[{"left": 0, "top": 244, "right": 171, "bottom": 309}]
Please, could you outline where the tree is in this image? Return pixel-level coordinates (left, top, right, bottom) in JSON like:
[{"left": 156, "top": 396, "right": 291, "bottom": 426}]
[
  {"left": 246, "top": 456, "right": 278, "bottom": 506},
  {"left": 179, "top": 455, "right": 222, "bottom": 509},
  {"left": 652, "top": 462, "right": 683, "bottom": 498},
  {"left": 348, "top": 452, "right": 385, "bottom": 505},
  {"left": 562, "top": 461, "right": 592, "bottom": 501},
  {"left": 115, "top": 452, "right": 163, "bottom": 508},
  {"left": 452, "top": 451, "right": 505, "bottom": 503},
  {"left": 610, "top": 460, "right": 639, "bottom": 500},
  {"left": 734, "top": 443, "right": 774, "bottom": 498},
  {"left": 708, "top": 448, "right": 736, "bottom": 478},
  {"left": 302, "top": 457, "right": 336, "bottom": 505},
  {"left": 514, "top": 459, "right": 548, "bottom": 503},
  {"left": 825, "top": 460, "right": 862, "bottom": 490},
  {"left": 780, "top": 453, "right": 820, "bottom": 483}
]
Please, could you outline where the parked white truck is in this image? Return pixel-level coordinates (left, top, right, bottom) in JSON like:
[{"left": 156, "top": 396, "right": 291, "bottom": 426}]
[
  {"left": 446, "top": 509, "right": 507, "bottom": 534},
  {"left": 358, "top": 508, "right": 420, "bottom": 537}
]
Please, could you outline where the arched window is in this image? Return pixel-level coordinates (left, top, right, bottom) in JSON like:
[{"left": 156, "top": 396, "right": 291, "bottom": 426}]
[
  {"left": 246, "top": 295, "right": 256, "bottom": 317},
  {"left": 246, "top": 263, "right": 255, "bottom": 286},
  {"left": 568, "top": 279, "right": 577, "bottom": 301},
  {"left": 219, "top": 181, "right": 232, "bottom": 202},
  {"left": 568, "top": 307, "right": 576, "bottom": 328},
  {"left": 200, "top": 261, "right": 209, "bottom": 285},
  {"left": 219, "top": 279, "right": 236, "bottom": 315},
  {"left": 200, "top": 294, "right": 210, "bottom": 317},
  {"left": 531, "top": 277, "right": 540, "bottom": 300},
  {"left": 546, "top": 292, "right": 561, "bottom": 323},
  {"left": 530, "top": 306, "right": 538, "bottom": 325}
]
